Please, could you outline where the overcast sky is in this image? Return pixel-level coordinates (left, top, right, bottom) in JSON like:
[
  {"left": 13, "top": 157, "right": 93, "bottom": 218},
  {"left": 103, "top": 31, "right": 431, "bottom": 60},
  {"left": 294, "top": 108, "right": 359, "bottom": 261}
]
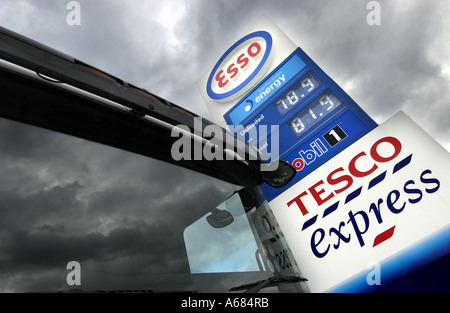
[
  {"left": 1, "top": 0, "right": 449, "bottom": 148},
  {"left": 0, "top": 0, "right": 449, "bottom": 292}
]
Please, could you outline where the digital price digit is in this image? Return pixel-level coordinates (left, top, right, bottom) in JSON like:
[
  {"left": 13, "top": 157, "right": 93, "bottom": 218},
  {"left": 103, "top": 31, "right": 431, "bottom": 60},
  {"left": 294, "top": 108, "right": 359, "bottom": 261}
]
[
  {"left": 289, "top": 91, "right": 342, "bottom": 137},
  {"left": 291, "top": 117, "right": 305, "bottom": 134},
  {"left": 320, "top": 94, "right": 335, "bottom": 111},
  {"left": 274, "top": 72, "right": 321, "bottom": 115}
]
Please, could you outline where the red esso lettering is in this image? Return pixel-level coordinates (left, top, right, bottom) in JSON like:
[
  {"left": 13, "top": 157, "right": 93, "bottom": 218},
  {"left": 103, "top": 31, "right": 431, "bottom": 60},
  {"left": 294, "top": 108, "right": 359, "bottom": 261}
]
[
  {"left": 215, "top": 42, "right": 262, "bottom": 89},
  {"left": 227, "top": 63, "right": 239, "bottom": 80},
  {"left": 287, "top": 137, "right": 402, "bottom": 216},
  {"left": 247, "top": 42, "right": 262, "bottom": 58},
  {"left": 237, "top": 53, "right": 249, "bottom": 69},
  {"left": 215, "top": 70, "right": 229, "bottom": 89}
]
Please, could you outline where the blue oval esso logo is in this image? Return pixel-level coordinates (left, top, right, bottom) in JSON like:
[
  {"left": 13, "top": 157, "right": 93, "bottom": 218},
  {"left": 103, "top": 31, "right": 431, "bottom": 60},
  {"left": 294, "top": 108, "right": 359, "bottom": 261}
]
[{"left": 207, "top": 31, "right": 273, "bottom": 102}]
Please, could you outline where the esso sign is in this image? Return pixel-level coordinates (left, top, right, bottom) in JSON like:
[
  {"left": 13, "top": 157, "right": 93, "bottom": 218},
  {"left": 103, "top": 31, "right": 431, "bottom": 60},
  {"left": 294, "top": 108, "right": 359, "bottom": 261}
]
[{"left": 207, "top": 31, "right": 273, "bottom": 102}]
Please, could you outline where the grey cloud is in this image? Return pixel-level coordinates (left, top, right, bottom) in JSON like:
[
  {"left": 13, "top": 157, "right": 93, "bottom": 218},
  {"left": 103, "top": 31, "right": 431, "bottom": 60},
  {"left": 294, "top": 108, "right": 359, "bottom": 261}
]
[{"left": 0, "top": 116, "right": 237, "bottom": 291}]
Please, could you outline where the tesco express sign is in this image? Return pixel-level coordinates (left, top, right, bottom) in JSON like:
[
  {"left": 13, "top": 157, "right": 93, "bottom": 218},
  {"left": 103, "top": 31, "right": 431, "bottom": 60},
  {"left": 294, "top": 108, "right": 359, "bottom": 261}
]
[
  {"left": 265, "top": 112, "right": 450, "bottom": 292},
  {"left": 207, "top": 31, "right": 273, "bottom": 102}
]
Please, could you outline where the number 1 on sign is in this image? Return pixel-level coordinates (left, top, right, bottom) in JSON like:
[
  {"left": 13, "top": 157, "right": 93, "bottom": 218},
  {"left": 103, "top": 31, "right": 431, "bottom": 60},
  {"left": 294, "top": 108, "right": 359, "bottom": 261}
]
[
  {"left": 291, "top": 117, "right": 305, "bottom": 134},
  {"left": 328, "top": 129, "right": 342, "bottom": 142},
  {"left": 323, "top": 125, "right": 348, "bottom": 147}
]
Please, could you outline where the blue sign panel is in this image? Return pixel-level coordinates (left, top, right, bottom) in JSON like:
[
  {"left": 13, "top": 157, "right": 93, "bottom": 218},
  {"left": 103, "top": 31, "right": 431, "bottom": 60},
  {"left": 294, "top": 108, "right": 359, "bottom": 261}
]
[{"left": 224, "top": 47, "right": 378, "bottom": 200}]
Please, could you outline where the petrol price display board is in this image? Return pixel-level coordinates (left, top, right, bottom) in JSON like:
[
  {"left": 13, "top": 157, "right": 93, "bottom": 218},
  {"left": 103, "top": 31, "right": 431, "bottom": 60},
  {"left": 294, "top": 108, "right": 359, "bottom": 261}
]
[{"left": 224, "top": 47, "right": 377, "bottom": 201}]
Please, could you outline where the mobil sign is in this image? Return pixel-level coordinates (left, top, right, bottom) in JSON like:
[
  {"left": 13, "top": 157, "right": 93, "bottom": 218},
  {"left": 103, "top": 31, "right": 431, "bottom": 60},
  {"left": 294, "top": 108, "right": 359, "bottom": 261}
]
[{"left": 268, "top": 111, "right": 450, "bottom": 292}]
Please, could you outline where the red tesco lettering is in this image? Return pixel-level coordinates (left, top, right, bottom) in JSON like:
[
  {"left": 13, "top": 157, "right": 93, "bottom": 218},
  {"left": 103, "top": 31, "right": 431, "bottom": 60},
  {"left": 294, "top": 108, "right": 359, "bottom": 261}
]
[{"left": 287, "top": 137, "right": 402, "bottom": 216}]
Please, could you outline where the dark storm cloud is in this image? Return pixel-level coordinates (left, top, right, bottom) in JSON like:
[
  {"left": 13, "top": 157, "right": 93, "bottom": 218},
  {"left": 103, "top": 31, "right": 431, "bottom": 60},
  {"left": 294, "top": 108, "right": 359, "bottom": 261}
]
[
  {"left": 1, "top": 219, "right": 185, "bottom": 269},
  {"left": 0, "top": 180, "right": 83, "bottom": 231},
  {"left": 2, "top": 0, "right": 449, "bottom": 134},
  {"left": 0, "top": 220, "right": 190, "bottom": 292},
  {"left": 0, "top": 117, "right": 236, "bottom": 291},
  {"left": 328, "top": 1, "right": 449, "bottom": 121}
]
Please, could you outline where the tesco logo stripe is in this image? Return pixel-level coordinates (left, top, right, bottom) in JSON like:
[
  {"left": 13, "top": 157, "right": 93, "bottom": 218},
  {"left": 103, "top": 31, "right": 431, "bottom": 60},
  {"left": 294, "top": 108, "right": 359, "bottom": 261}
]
[
  {"left": 323, "top": 201, "right": 339, "bottom": 218},
  {"left": 393, "top": 153, "right": 413, "bottom": 174},
  {"left": 368, "top": 171, "right": 387, "bottom": 189},
  {"left": 301, "top": 215, "right": 318, "bottom": 231},
  {"left": 345, "top": 186, "right": 363, "bottom": 204},
  {"left": 373, "top": 226, "right": 396, "bottom": 247}
]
